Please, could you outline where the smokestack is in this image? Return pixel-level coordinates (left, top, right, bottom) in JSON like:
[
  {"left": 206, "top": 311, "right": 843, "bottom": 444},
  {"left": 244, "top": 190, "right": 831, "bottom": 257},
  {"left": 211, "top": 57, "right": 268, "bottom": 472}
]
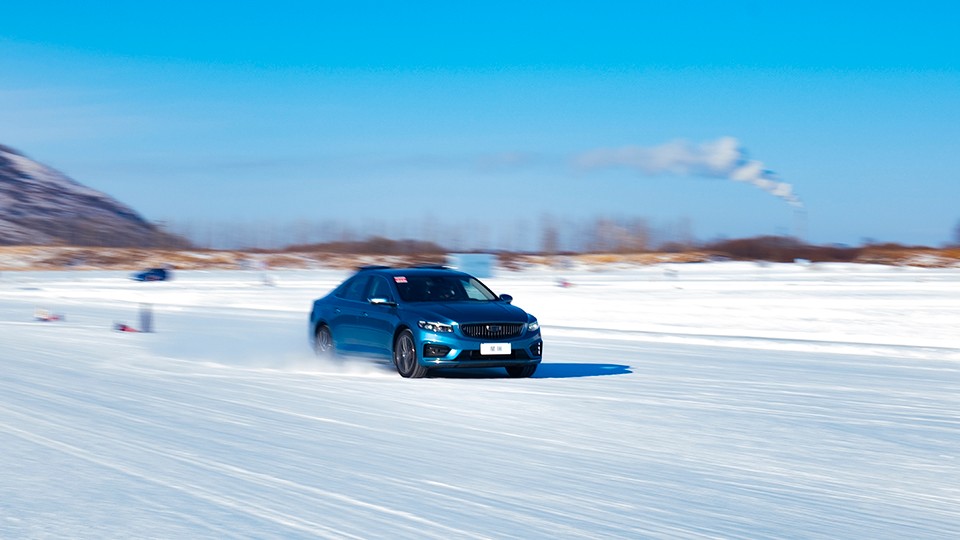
[{"left": 575, "top": 137, "right": 802, "bottom": 208}]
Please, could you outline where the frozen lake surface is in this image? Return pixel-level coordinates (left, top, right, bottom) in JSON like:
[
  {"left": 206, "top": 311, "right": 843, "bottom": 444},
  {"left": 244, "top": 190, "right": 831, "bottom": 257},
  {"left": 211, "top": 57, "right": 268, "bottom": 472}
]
[{"left": 2, "top": 262, "right": 959, "bottom": 538}]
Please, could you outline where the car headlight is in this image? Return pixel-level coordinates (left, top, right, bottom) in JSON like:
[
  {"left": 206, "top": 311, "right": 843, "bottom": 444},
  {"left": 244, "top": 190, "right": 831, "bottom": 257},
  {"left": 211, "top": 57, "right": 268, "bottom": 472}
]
[
  {"left": 419, "top": 320, "right": 453, "bottom": 333},
  {"left": 527, "top": 320, "right": 540, "bottom": 332}
]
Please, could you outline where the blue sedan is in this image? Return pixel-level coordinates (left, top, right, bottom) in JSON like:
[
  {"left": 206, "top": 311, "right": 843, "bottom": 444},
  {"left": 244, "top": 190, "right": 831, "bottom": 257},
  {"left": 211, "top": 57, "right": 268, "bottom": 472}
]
[{"left": 308, "top": 266, "right": 542, "bottom": 378}]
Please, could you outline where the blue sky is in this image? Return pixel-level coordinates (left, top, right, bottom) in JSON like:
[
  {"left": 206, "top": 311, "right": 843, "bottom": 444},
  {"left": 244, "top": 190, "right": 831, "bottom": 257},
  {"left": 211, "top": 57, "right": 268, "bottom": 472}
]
[{"left": 2, "top": 1, "right": 958, "bottom": 248}]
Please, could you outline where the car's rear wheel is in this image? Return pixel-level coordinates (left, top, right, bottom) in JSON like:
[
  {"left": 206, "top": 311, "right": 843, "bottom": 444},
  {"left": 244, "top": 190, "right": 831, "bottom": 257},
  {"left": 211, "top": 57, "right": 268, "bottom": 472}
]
[
  {"left": 394, "top": 329, "right": 428, "bottom": 378},
  {"left": 314, "top": 325, "right": 334, "bottom": 359},
  {"left": 505, "top": 364, "right": 537, "bottom": 378}
]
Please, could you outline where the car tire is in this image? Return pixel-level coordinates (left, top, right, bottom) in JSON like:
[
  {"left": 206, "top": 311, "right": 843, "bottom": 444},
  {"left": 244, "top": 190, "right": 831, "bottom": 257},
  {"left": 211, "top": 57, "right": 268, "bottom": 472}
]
[
  {"left": 314, "top": 325, "right": 335, "bottom": 360},
  {"left": 505, "top": 364, "right": 537, "bottom": 378},
  {"left": 394, "top": 329, "right": 428, "bottom": 378}
]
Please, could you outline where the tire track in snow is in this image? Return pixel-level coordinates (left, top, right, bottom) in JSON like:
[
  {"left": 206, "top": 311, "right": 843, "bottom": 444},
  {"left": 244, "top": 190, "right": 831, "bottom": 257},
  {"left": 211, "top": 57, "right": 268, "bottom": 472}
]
[
  {"left": 0, "top": 417, "right": 365, "bottom": 539},
  {"left": 0, "top": 346, "right": 479, "bottom": 538},
  {"left": 0, "top": 397, "right": 477, "bottom": 539}
]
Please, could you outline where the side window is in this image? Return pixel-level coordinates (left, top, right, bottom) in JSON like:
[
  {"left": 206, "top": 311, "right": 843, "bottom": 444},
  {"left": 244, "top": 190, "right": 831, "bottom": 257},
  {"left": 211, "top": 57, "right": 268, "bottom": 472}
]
[
  {"left": 463, "top": 280, "right": 487, "bottom": 300},
  {"left": 338, "top": 275, "right": 371, "bottom": 302},
  {"left": 367, "top": 276, "right": 395, "bottom": 302},
  {"left": 464, "top": 278, "right": 497, "bottom": 300}
]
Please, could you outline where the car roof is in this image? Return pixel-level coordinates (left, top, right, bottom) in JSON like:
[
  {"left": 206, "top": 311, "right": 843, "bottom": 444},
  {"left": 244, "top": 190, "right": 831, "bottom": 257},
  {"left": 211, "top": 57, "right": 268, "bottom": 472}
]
[{"left": 354, "top": 266, "right": 472, "bottom": 278}]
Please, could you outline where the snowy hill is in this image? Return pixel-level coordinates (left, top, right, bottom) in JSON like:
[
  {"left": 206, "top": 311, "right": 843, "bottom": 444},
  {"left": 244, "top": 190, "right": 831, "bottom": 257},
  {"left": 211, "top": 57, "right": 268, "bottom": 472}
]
[{"left": 0, "top": 144, "right": 186, "bottom": 247}]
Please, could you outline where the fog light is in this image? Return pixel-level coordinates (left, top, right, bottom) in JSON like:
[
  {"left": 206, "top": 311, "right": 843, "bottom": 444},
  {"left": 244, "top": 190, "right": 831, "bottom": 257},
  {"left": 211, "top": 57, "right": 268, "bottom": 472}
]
[
  {"left": 423, "top": 344, "right": 451, "bottom": 358},
  {"left": 529, "top": 340, "right": 543, "bottom": 357}
]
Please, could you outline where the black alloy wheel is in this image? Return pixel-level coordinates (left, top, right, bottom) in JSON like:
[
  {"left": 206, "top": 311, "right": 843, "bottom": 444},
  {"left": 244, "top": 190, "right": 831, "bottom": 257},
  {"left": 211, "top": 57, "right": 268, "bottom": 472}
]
[
  {"left": 394, "top": 329, "right": 428, "bottom": 378},
  {"left": 314, "top": 325, "right": 334, "bottom": 359}
]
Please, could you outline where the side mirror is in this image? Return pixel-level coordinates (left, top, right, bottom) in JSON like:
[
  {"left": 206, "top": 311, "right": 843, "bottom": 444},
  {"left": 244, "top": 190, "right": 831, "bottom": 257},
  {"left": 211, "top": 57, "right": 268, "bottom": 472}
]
[
  {"left": 499, "top": 294, "right": 513, "bottom": 304},
  {"left": 369, "top": 298, "right": 397, "bottom": 307}
]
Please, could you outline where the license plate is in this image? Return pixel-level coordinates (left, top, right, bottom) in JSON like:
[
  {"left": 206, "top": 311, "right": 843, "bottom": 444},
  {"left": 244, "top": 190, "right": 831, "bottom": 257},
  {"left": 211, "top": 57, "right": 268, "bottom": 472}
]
[{"left": 480, "top": 343, "right": 512, "bottom": 355}]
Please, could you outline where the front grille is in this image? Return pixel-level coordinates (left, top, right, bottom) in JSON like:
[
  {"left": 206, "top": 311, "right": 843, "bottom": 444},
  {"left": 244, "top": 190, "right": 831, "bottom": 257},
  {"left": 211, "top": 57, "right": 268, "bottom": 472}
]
[{"left": 460, "top": 323, "right": 524, "bottom": 339}]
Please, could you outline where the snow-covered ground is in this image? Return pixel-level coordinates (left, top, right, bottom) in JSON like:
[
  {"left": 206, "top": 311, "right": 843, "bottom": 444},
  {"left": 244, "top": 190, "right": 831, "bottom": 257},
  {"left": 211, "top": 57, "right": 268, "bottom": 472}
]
[{"left": 1, "top": 262, "right": 958, "bottom": 539}]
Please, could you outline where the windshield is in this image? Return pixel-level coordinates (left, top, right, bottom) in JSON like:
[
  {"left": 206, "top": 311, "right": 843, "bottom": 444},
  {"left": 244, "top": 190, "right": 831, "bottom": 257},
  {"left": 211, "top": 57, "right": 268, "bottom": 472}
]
[{"left": 394, "top": 274, "right": 498, "bottom": 303}]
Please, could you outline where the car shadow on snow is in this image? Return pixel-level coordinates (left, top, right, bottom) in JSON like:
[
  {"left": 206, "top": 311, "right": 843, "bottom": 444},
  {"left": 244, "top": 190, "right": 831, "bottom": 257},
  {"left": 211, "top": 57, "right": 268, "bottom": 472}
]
[
  {"left": 429, "top": 363, "right": 632, "bottom": 379},
  {"left": 534, "top": 363, "right": 632, "bottom": 378}
]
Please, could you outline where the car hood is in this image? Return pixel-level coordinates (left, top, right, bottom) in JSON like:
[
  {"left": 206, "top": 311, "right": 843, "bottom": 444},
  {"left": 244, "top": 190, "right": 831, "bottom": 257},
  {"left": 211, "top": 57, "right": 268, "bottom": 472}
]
[{"left": 409, "top": 301, "right": 529, "bottom": 324}]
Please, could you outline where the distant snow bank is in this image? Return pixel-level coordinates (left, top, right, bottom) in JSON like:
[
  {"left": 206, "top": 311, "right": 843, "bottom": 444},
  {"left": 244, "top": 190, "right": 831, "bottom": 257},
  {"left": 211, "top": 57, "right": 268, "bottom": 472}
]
[
  {"left": 494, "top": 262, "right": 960, "bottom": 359},
  {"left": 4, "top": 262, "right": 959, "bottom": 360}
]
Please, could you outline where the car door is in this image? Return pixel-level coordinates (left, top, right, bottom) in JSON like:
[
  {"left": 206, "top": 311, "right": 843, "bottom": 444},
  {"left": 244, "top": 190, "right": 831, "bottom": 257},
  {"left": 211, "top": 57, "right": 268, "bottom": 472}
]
[
  {"left": 356, "top": 275, "right": 399, "bottom": 356},
  {"left": 328, "top": 274, "right": 370, "bottom": 351}
]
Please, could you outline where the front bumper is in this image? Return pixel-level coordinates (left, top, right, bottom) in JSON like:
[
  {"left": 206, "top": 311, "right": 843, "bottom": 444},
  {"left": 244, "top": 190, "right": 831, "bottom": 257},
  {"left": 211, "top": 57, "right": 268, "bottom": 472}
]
[{"left": 415, "top": 328, "right": 543, "bottom": 369}]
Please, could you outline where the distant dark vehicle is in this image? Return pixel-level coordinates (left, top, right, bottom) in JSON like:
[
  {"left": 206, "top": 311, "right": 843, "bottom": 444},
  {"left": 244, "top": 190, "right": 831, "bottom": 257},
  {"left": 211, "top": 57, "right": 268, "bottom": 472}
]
[{"left": 131, "top": 268, "right": 171, "bottom": 282}]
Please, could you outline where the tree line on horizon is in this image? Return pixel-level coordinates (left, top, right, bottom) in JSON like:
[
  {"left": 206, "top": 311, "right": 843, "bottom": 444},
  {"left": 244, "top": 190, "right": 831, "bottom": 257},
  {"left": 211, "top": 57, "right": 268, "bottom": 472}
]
[
  {"left": 5, "top": 215, "right": 958, "bottom": 260},
  {"left": 156, "top": 215, "right": 957, "bottom": 263}
]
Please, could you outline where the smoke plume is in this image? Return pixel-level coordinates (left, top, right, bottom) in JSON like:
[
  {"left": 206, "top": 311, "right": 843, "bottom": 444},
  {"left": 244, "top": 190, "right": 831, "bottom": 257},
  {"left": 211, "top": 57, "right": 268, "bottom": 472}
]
[{"left": 575, "top": 137, "right": 802, "bottom": 207}]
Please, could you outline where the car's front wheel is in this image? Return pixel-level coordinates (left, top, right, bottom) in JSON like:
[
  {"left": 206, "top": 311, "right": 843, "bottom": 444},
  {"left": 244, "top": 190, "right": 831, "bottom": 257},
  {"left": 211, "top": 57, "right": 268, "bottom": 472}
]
[
  {"left": 394, "top": 329, "right": 428, "bottom": 378},
  {"left": 505, "top": 364, "right": 537, "bottom": 378},
  {"left": 314, "top": 325, "right": 335, "bottom": 360}
]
